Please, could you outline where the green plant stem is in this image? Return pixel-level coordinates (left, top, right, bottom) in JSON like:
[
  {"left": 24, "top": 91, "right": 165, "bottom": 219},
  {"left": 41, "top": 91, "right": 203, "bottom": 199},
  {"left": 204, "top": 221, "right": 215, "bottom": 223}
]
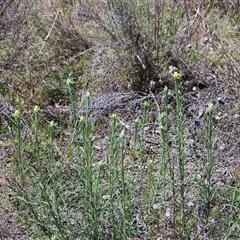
[
  {"left": 81, "top": 96, "right": 100, "bottom": 238},
  {"left": 199, "top": 103, "right": 214, "bottom": 221},
  {"left": 109, "top": 115, "right": 119, "bottom": 237},
  {"left": 158, "top": 87, "right": 171, "bottom": 230},
  {"left": 66, "top": 77, "right": 81, "bottom": 155},
  {"left": 15, "top": 114, "right": 25, "bottom": 188},
  {"left": 175, "top": 78, "right": 186, "bottom": 238},
  {"left": 119, "top": 130, "right": 128, "bottom": 238}
]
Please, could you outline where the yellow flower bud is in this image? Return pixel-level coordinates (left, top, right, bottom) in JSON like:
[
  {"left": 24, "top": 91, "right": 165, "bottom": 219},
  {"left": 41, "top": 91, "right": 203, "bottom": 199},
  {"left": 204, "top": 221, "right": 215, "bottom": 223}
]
[
  {"left": 111, "top": 113, "right": 117, "bottom": 119},
  {"left": 14, "top": 110, "right": 20, "bottom": 117},
  {"left": 34, "top": 105, "right": 40, "bottom": 113}
]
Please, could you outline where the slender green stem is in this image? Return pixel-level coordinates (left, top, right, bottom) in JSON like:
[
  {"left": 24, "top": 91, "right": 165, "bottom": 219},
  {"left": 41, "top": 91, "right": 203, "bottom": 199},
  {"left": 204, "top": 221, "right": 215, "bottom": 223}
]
[
  {"left": 158, "top": 87, "right": 171, "bottom": 230},
  {"left": 199, "top": 103, "right": 214, "bottom": 221},
  {"left": 108, "top": 114, "right": 119, "bottom": 237},
  {"left": 119, "top": 130, "right": 128, "bottom": 237},
  {"left": 173, "top": 71, "right": 186, "bottom": 238},
  {"left": 14, "top": 111, "right": 25, "bottom": 188}
]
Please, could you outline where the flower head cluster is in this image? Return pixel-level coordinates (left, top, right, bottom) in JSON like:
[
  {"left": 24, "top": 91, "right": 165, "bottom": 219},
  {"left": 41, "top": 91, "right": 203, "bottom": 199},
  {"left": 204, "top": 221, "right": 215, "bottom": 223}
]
[
  {"left": 34, "top": 105, "right": 41, "bottom": 113},
  {"left": 172, "top": 71, "right": 182, "bottom": 80},
  {"left": 13, "top": 110, "right": 20, "bottom": 118},
  {"left": 111, "top": 113, "right": 117, "bottom": 119}
]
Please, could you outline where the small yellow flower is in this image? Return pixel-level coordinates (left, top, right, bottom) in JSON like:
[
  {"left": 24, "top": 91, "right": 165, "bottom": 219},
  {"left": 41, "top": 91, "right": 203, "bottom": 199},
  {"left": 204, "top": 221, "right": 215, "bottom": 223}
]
[
  {"left": 111, "top": 113, "right": 117, "bottom": 119},
  {"left": 86, "top": 92, "right": 90, "bottom": 97},
  {"left": 172, "top": 71, "right": 182, "bottom": 80},
  {"left": 13, "top": 110, "right": 20, "bottom": 117},
  {"left": 34, "top": 105, "right": 40, "bottom": 113}
]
